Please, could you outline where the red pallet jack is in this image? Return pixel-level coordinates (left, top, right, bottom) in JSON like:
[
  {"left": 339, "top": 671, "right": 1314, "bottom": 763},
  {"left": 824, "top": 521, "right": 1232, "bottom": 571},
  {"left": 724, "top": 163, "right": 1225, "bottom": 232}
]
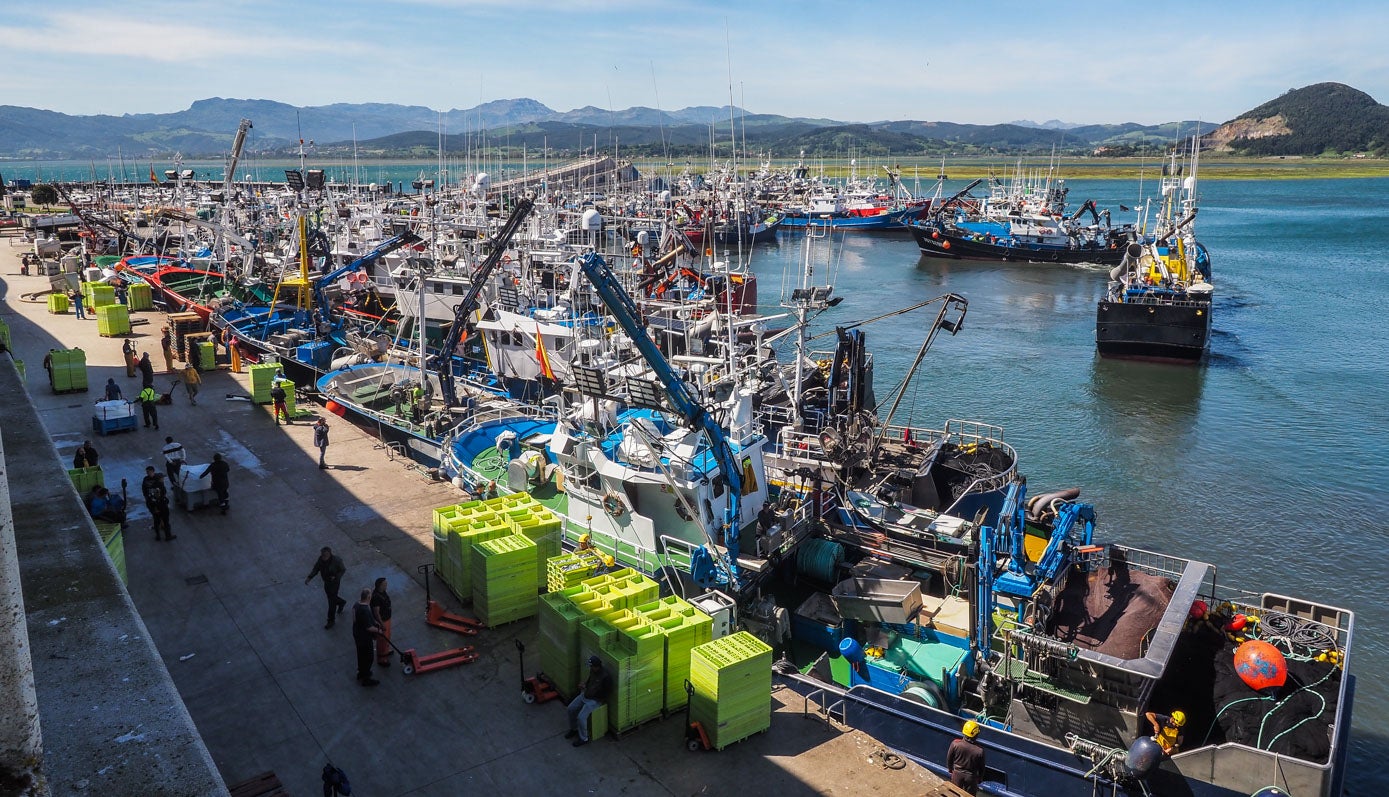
[
  {"left": 683, "top": 680, "right": 711, "bottom": 751},
  {"left": 515, "top": 640, "right": 561, "bottom": 704},
  {"left": 418, "top": 563, "right": 486, "bottom": 637},
  {"left": 378, "top": 630, "right": 477, "bottom": 676}
]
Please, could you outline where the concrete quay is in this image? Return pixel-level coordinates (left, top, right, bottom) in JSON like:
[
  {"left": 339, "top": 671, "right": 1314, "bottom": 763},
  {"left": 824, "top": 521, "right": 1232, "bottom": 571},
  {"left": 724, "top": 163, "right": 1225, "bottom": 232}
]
[{"left": 0, "top": 238, "right": 959, "bottom": 796}]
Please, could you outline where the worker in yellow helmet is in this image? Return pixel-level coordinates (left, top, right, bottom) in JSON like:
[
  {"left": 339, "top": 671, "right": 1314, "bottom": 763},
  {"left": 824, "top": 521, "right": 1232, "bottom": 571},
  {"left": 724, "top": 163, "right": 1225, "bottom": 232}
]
[
  {"left": 576, "top": 533, "right": 594, "bottom": 552},
  {"left": 1145, "top": 709, "right": 1186, "bottom": 755},
  {"left": 946, "top": 720, "right": 985, "bottom": 794}
]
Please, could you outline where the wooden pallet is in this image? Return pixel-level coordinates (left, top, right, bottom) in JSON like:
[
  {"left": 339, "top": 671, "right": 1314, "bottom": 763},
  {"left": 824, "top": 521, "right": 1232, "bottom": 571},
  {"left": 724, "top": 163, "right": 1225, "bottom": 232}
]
[{"left": 227, "top": 770, "right": 289, "bottom": 797}]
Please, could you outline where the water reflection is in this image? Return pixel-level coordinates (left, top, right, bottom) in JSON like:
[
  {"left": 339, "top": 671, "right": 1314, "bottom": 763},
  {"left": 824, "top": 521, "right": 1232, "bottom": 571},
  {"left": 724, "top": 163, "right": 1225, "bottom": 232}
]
[{"left": 1088, "top": 356, "right": 1206, "bottom": 447}]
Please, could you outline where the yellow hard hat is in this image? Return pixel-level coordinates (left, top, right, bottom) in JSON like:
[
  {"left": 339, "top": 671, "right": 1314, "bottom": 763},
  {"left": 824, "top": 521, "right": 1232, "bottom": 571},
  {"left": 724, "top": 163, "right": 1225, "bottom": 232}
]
[
  {"left": 1169, "top": 710, "right": 1186, "bottom": 728},
  {"left": 603, "top": 555, "right": 615, "bottom": 568},
  {"left": 962, "top": 720, "right": 981, "bottom": 739},
  {"left": 579, "top": 534, "right": 591, "bottom": 545}
]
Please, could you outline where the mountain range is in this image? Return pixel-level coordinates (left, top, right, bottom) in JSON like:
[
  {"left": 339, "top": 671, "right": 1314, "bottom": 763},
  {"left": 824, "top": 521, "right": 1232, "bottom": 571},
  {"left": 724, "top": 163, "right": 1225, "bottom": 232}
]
[{"left": 1, "top": 83, "right": 1383, "bottom": 160}]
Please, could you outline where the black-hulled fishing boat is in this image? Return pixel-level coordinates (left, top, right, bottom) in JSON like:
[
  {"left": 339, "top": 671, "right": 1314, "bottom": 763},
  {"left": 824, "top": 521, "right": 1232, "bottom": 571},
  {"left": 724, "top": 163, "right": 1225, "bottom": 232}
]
[{"left": 1096, "top": 139, "right": 1212, "bottom": 362}]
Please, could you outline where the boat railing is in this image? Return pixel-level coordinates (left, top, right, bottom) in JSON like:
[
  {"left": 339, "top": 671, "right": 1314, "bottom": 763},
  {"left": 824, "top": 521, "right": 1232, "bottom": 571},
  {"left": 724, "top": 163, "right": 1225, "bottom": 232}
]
[{"left": 452, "top": 400, "right": 557, "bottom": 437}]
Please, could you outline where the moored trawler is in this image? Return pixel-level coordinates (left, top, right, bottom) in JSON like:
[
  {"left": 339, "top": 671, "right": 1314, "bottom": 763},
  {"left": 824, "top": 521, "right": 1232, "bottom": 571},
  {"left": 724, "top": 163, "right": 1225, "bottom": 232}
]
[{"left": 1097, "top": 137, "right": 1213, "bottom": 363}]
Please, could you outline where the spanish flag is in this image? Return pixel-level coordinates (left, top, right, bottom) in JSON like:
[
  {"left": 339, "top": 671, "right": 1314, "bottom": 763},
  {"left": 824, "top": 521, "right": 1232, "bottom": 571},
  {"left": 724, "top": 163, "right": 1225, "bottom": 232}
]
[
  {"left": 535, "top": 323, "right": 556, "bottom": 381},
  {"left": 149, "top": 165, "right": 159, "bottom": 184}
]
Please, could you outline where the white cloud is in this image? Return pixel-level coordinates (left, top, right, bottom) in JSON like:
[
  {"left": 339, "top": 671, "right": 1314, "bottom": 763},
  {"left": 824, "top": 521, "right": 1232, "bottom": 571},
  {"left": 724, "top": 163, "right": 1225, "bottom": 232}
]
[{"left": 0, "top": 9, "right": 341, "bottom": 63}]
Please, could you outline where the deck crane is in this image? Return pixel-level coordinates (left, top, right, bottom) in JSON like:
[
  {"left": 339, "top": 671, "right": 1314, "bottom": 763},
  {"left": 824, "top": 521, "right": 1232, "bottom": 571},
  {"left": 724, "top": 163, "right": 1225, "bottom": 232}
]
[
  {"left": 310, "top": 229, "right": 424, "bottom": 320},
  {"left": 429, "top": 197, "right": 534, "bottom": 408},
  {"left": 222, "top": 119, "right": 252, "bottom": 203},
  {"left": 575, "top": 251, "right": 748, "bottom": 587}
]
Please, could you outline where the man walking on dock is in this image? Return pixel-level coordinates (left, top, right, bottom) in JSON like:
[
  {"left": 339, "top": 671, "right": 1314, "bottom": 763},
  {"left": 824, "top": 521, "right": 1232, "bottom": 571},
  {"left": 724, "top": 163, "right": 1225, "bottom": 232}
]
[
  {"left": 313, "top": 418, "right": 329, "bottom": 468},
  {"left": 141, "top": 466, "right": 174, "bottom": 541},
  {"left": 138, "top": 352, "right": 155, "bottom": 388},
  {"left": 305, "top": 546, "right": 348, "bottom": 629},
  {"left": 271, "top": 381, "right": 289, "bottom": 425}
]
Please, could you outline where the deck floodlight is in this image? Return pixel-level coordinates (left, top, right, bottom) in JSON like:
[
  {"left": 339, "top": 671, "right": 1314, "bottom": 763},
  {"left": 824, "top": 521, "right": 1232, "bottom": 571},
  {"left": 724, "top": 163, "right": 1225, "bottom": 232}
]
[{"left": 285, "top": 170, "right": 305, "bottom": 191}]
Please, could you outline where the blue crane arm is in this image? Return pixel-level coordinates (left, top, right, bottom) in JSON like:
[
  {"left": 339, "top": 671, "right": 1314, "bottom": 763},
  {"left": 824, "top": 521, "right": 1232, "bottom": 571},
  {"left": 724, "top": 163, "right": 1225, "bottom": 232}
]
[
  {"left": 432, "top": 197, "right": 534, "bottom": 405},
  {"left": 975, "top": 479, "right": 1025, "bottom": 653},
  {"left": 314, "top": 229, "right": 424, "bottom": 298},
  {"left": 576, "top": 252, "right": 745, "bottom": 581}
]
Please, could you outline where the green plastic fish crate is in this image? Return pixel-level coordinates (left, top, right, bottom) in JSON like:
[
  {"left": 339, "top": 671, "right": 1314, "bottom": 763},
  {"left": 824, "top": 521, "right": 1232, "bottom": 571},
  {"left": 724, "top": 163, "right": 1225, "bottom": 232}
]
[
  {"left": 472, "top": 533, "right": 538, "bottom": 625},
  {"left": 689, "top": 632, "right": 773, "bottom": 749},
  {"left": 126, "top": 282, "right": 153, "bottom": 311},
  {"left": 197, "top": 340, "right": 215, "bottom": 371},
  {"left": 67, "top": 465, "right": 105, "bottom": 494},
  {"left": 47, "top": 293, "right": 69, "bottom": 314},
  {"left": 96, "top": 521, "right": 126, "bottom": 585},
  {"left": 247, "top": 362, "right": 281, "bottom": 404},
  {"left": 96, "top": 304, "right": 130, "bottom": 337},
  {"left": 442, "top": 521, "right": 510, "bottom": 602},
  {"left": 537, "top": 591, "right": 588, "bottom": 697}
]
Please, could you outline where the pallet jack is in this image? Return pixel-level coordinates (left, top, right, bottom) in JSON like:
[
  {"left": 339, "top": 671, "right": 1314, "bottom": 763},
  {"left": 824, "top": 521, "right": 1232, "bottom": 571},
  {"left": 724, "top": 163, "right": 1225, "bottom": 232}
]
[
  {"left": 418, "top": 563, "right": 486, "bottom": 636},
  {"left": 515, "top": 640, "right": 561, "bottom": 704},
  {"left": 378, "top": 629, "right": 478, "bottom": 676},
  {"left": 683, "top": 680, "right": 711, "bottom": 751}
]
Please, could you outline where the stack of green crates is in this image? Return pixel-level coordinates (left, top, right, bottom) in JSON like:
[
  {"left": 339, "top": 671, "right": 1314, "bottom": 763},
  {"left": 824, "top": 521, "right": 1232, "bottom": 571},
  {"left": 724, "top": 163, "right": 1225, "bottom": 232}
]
[
  {"left": 430, "top": 501, "right": 512, "bottom": 602},
  {"left": 47, "top": 293, "right": 69, "bottom": 314},
  {"left": 279, "top": 380, "right": 297, "bottom": 417},
  {"left": 537, "top": 591, "right": 589, "bottom": 696},
  {"left": 48, "top": 348, "right": 87, "bottom": 393},
  {"left": 95, "top": 521, "right": 127, "bottom": 585},
  {"left": 547, "top": 550, "right": 604, "bottom": 592},
  {"left": 96, "top": 304, "right": 130, "bottom": 337},
  {"left": 182, "top": 332, "right": 211, "bottom": 363},
  {"left": 68, "top": 465, "right": 105, "bottom": 494},
  {"left": 471, "top": 534, "right": 538, "bottom": 625},
  {"left": 126, "top": 282, "right": 153, "bottom": 311},
  {"left": 578, "top": 611, "right": 666, "bottom": 735},
  {"left": 247, "top": 362, "right": 281, "bottom": 403},
  {"left": 196, "top": 340, "right": 215, "bottom": 371},
  {"left": 480, "top": 493, "right": 561, "bottom": 592},
  {"left": 689, "top": 632, "right": 773, "bottom": 750},
  {"left": 83, "top": 282, "right": 115, "bottom": 310},
  {"left": 634, "top": 596, "right": 714, "bottom": 711}
]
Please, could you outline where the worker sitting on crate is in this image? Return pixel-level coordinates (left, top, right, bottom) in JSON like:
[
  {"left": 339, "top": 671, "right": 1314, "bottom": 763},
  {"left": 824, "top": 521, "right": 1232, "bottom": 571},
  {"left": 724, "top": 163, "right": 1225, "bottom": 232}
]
[
  {"left": 86, "top": 486, "right": 127, "bottom": 527},
  {"left": 565, "top": 656, "right": 611, "bottom": 747}
]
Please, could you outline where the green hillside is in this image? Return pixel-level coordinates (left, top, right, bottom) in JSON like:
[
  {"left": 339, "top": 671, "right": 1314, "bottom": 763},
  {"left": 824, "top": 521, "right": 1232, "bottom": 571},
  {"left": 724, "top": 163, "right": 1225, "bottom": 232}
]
[{"left": 1220, "top": 83, "right": 1389, "bottom": 156}]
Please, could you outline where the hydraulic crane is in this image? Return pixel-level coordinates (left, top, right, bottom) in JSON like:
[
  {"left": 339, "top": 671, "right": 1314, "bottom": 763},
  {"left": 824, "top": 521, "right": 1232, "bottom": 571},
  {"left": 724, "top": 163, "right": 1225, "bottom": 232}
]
[
  {"left": 429, "top": 197, "right": 534, "bottom": 407},
  {"left": 311, "top": 229, "right": 423, "bottom": 316},
  {"left": 575, "top": 251, "right": 747, "bottom": 586}
]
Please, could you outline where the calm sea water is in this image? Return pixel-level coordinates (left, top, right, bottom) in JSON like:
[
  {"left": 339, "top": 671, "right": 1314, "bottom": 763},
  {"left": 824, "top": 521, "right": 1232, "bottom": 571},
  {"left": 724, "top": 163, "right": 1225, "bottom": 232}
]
[
  {"left": 17, "top": 160, "right": 1387, "bottom": 790},
  {"left": 746, "top": 177, "right": 1389, "bottom": 794}
]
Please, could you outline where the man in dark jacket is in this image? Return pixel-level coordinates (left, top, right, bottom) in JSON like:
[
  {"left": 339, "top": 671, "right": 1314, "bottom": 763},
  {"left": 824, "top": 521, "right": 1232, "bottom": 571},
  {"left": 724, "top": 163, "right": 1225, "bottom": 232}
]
[
  {"left": 201, "top": 453, "right": 230, "bottom": 513},
  {"left": 138, "top": 351, "right": 155, "bottom": 388},
  {"left": 73, "top": 440, "right": 99, "bottom": 469},
  {"left": 141, "top": 466, "right": 174, "bottom": 541},
  {"left": 946, "top": 720, "right": 986, "bottom": 795},
  {"left": 305, "top": 546, "right": 349, "bottom": 629},
  {"left": 351, "top": 588, "right": 381, "bottom": 686},
  {"left": 565, "top": 656, "right": 612, "bottom": 746}
]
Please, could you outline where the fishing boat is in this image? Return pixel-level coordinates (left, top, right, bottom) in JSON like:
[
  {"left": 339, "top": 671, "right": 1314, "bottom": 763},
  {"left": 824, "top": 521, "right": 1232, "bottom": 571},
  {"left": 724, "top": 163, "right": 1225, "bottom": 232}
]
[
  {"left": 1096, "top": 139, "right": 1212, "bottom": 362},
  {"left": 909, "top": 208, "right": 1134, "bottom": 265}
]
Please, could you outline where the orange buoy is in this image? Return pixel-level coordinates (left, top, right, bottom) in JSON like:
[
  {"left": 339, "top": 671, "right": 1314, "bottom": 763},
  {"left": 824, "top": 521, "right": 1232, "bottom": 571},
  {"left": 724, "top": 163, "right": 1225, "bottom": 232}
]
[
  {"left": 941, "top": 241, "right": 951, "bottom": 250},
  {"left": 1234, "top": 640, "right": 1287, "bottom": 691},
  {"left": 931, "top": 230, "right": 940, "bottom": 240},
  {"left": 325, "top": 400, "right": 347, "bottom": 417}
]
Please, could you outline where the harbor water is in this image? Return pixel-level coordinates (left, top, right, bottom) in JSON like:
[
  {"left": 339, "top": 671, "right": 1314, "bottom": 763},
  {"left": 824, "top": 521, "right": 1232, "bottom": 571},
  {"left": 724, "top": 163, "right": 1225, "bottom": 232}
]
[{"left": 744, "top": 177, "right": 1388, "bottom": 793}]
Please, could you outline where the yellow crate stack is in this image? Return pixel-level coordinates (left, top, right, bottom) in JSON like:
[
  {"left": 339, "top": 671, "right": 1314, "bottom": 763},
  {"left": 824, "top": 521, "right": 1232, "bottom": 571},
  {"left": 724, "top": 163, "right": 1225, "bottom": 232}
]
[
  {"left": 689, "top": 631, "right": 773, "bottom": 750},
  {"left": 95, "top": 304, "right": 130, "bottom": 337},
  {"left": 429, "top": 501, "right": 511, "bottom": 602},
  {"left": 578, "top": 612, "right": 665, "bottom": 735},
  {"left": 247, "top": 362, "right": 281, "bottom": 404},
  {"left": 471, "top": 534, "right": 538, "bottom": 626},
  {"left": 126, "top": 282, "right": 153, "bottom": 311},
  {"left": 483, "top": 492, "right": 562, "bottom": 593},
  {"left": 47, "top": 293, "right": 69, "bottom": 314},
  {"left": 634, "top": 596, "right": 714, "bottom": 712}
]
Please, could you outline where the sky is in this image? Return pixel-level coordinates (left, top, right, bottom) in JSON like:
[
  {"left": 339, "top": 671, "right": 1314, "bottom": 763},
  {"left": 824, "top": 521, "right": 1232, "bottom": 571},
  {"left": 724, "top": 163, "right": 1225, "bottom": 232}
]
[{"left": 2, "top": 0, "right": 1386, "bottom": 126}]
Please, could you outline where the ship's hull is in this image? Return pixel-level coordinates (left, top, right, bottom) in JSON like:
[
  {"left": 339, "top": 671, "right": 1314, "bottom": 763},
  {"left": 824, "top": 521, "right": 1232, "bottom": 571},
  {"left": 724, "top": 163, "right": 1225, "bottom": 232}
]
[
  {"left": 911, "top": 223, "right": 1127, "bottom": 265},
  {"left": 1096, "top": 294, "right": 1212, "bottom": 362}
]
